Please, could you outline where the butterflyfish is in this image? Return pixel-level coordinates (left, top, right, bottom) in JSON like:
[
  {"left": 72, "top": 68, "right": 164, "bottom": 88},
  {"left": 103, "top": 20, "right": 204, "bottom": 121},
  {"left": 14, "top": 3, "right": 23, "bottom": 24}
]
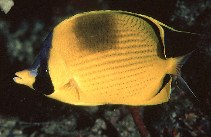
[{"left": 13, "top": 10, "right": 193, "bottom": 106}]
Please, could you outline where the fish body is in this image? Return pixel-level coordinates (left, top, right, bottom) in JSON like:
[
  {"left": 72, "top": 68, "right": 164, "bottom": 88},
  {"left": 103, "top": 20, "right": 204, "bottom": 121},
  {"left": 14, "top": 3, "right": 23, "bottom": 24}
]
[{"left": 14, "top": 10, "right": 190, "bottom": 106}]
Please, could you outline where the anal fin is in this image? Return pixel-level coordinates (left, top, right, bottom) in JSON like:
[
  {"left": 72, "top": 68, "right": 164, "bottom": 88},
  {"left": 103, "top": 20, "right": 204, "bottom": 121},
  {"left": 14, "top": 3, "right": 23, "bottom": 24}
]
[{"left": 142, "top": 77, "right": 172, "bottom": 105}]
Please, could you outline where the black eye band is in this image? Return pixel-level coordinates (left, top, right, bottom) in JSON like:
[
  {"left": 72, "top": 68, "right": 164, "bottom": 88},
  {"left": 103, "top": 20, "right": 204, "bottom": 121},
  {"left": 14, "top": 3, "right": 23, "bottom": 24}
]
[
  {"left": 32, "top": 32, "right": 54, "bottom": 95},
  {"left": 33, "top": 64, "right": 54, "bottom": 95}
]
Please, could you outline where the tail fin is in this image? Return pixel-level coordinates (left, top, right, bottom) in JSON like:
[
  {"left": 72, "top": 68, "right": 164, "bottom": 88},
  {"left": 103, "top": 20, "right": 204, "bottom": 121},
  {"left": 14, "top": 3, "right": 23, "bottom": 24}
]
[
  {"left": 170, "top": 51, "right": 193, "bottom": 75},
  {"left": 175, "top": 75, "right": 199, "bottom": 101},
  {"left": 170, "top": 51, "right": 199, "bottom": 101}
]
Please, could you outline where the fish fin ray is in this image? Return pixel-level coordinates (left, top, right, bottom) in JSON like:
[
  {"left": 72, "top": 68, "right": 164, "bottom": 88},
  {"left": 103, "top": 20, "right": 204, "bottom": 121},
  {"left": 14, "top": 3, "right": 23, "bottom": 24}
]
[
  {"left": 141, "top": 15, "right": 199, "bottom": 35},
  {"left": 166, "top": 51, "right": 193, "bottom": 75},
  {"left": 174, "top": 75, "right": 199, "bottom": 101},
  {"left": 174, "top": 51, "right": 193, "bottom": 75},
  {"left": 68, "top": 79, "right": 81, "bottom": 100}
]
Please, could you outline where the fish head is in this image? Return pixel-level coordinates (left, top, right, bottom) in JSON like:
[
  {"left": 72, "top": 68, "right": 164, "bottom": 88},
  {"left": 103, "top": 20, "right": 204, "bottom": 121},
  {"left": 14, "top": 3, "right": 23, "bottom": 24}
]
[
  {"left": 13, "top": 64, "right": 54, "bottom": 95},
  {"left": 13, "top": 69, "right": 36, "bottom": 89},
  {"left": 13, "top": 32, "right": 55, "bottom": 95}
]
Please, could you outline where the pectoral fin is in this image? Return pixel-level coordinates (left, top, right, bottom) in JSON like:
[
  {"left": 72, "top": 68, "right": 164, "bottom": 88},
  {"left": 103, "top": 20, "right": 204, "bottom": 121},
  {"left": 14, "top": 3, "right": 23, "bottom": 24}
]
[{"left": 47, "top": 78, "right": 81, "bottom": 105}]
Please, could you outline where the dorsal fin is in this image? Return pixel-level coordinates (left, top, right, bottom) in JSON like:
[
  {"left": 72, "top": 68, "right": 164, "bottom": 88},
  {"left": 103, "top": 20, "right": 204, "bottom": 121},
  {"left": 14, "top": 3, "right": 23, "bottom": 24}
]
[{"left": 117, "top": 11, "right": 166, "bottom": 59}]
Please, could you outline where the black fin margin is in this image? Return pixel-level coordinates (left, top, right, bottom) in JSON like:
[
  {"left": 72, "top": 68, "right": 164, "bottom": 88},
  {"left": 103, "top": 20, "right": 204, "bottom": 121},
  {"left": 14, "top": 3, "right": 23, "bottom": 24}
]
[
  {"left": 119, "top": 12, "right": 165, "bottom": 59},
  {"left": 154, "top": 74, "right": 171, "bottom": 97}
]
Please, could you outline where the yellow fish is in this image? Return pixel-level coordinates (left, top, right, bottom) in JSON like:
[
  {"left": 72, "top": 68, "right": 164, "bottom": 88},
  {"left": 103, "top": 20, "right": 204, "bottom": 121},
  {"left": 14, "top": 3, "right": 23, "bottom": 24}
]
[{"left": 13, "top": 10, "right": 193, "bottom": 106}]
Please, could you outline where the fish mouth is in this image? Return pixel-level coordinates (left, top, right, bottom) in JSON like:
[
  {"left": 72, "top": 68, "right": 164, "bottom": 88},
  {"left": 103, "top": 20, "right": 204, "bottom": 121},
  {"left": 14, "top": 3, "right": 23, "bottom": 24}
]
[{"left": 13, "top": 73, "right": 22, "bottom": 82}]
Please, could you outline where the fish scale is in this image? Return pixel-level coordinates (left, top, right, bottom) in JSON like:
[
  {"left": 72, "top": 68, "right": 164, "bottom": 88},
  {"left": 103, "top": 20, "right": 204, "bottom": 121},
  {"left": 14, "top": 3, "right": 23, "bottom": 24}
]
[
  {"left": 58, "top": 12, "right": 166, "bottom": 104},
  {"left": 71, "top": 18, "right": 158, "bottom": 72}
]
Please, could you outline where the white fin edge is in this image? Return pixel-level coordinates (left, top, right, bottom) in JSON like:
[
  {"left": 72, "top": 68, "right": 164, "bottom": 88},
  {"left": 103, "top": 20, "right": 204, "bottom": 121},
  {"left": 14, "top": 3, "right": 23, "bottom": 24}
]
[{"left": 175, "top": 75, "right": 199, "bottom": 101}]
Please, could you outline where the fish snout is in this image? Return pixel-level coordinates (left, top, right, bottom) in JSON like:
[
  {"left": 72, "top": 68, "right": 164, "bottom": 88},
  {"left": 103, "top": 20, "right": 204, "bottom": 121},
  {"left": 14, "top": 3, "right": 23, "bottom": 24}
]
[{"left": 13, "top": 70, "right": 36, "bottom": 89}]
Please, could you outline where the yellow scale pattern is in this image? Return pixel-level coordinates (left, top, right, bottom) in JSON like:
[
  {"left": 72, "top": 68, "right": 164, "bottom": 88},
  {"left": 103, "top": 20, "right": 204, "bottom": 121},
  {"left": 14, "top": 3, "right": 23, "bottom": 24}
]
[{"left": 68, "top": 13, "right": 166, "bottom": 104}]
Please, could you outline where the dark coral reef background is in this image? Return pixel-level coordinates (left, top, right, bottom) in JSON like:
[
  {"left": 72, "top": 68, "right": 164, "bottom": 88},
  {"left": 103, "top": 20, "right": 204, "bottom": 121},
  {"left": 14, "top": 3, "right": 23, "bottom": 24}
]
[{"left": 0, "top": 0, "right": 210, "bottom": 137}]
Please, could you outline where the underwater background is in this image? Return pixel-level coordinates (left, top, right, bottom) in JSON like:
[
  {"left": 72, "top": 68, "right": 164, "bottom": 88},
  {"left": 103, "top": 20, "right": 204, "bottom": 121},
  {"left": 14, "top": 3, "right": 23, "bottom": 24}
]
[{"left": 0, "top": 0, "right": 210, "bottom": 136}]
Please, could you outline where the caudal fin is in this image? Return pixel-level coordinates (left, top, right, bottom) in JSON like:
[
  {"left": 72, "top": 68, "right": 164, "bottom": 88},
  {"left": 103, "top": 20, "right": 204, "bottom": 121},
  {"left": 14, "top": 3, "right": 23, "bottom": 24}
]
[
  {"left": 170, "top": 51, "right": 199, "bottom": 101},
  {"left": 170, "top": 51, "right": 193, "bottom": 75},
  {"left": 175, "top": 75, "right": 199, "bottom": 101}
]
